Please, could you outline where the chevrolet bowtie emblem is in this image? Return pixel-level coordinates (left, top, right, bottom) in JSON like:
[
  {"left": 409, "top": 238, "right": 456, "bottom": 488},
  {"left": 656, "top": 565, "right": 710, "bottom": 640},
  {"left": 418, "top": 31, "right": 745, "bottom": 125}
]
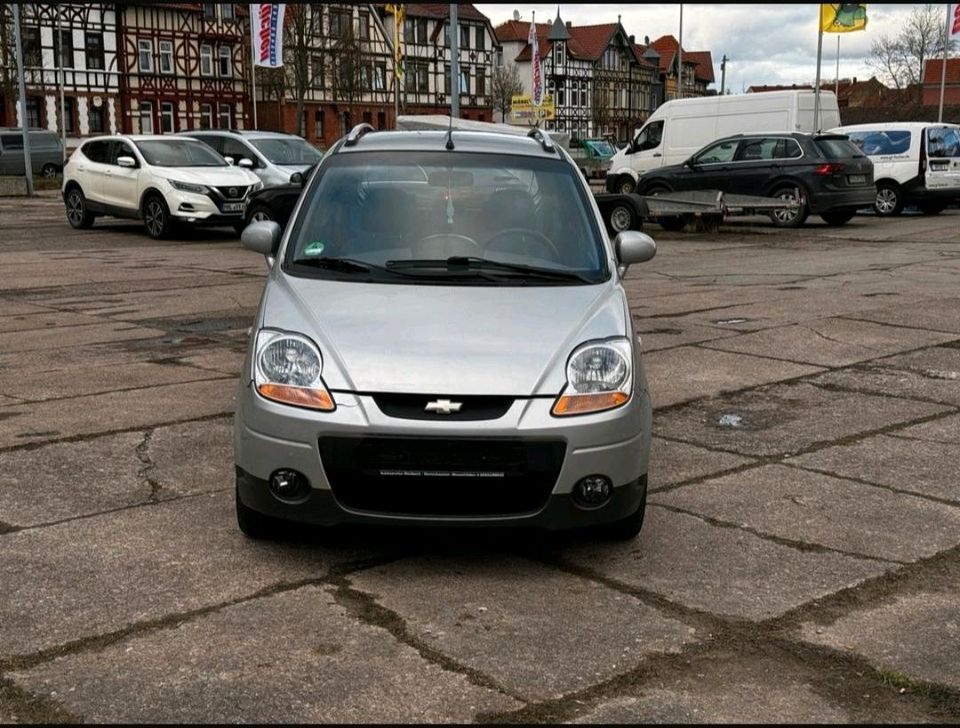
[{"left": 425, "top": 399, "right": 462, "bottom": 415}]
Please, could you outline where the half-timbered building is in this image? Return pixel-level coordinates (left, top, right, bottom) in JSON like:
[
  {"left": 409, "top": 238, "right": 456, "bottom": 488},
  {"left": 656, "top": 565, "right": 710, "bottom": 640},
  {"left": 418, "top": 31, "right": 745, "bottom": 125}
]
[
  {"left": 0, "top": 3, "right": 121, "bottom": 138},
  {"left": 116, "top": 2, "right": 249, "bottom": 135},
  {"left": 643, "top": 35, "right": 715, "bottom": 100}
]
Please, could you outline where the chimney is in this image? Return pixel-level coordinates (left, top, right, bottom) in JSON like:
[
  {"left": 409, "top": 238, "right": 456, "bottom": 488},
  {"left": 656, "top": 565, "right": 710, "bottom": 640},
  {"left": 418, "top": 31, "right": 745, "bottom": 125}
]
[
  {"left": 565, "top": 21, "right": 571, "bottom": 30},
  {"left": 852, "top": 76, "right": 857, "bottom": 84},
  {"left": 644, "top": 35, "right": 650, "bottom": 45},
  {"left": 629, "top": 35, "right": 635, "bottom": 44}
]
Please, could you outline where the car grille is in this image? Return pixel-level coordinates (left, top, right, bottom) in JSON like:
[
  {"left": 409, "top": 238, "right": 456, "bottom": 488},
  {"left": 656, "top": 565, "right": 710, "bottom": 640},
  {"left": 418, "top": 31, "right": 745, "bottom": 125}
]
[
  {"left": 213, "top": 185, "right": 250, "bottom": 200},
  {"left": 319, "top": 437, "right": 565, "bottom": 517},
  {"left": 372, "top": 393, "right": 514, "bottom": 421}
]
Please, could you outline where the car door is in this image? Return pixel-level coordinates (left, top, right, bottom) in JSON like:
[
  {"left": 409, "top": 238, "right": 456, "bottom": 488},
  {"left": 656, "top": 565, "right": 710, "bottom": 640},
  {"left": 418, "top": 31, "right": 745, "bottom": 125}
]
[
  {"left": 101, "top": 140, "right": 141, "bottom": 212},
  {"left": 0, "top": 134, "right": 24, "bottom": 174},
  {"left": 680, "top": 138, "right": 741, "bottom": 192},
  {"left": 74, "top": 139, "right": 112, "bottom": 203},
  {"left": 727, "top": 137, "right": 780, "bottom": 195}
]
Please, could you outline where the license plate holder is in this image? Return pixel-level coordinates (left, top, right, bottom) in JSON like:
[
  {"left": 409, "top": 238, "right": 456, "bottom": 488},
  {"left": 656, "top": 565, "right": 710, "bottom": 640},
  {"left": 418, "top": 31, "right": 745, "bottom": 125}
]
[
  {"left": 222, "top": 202, "right": 245, "bottom": 213},
  {"left": 848, "top": 174, "right": 867, "bottom": 185}
]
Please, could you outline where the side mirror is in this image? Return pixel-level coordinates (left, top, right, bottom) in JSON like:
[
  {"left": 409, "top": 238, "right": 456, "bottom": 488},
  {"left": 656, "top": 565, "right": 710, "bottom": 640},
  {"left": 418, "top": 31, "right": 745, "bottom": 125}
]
[
  {"left": 683, "top": 158, "right": 695, "bottom": 169},
  {"left": 614, "top": 230, "right": 657, "bottom": 274},
  {"left": 241, "top": 220, "right": 281, "bottom": 264},
  {"left": 289, "top": 171, "right": 304, "bottom": 185},
  {"left": 224, "top": 156, "right": 235, "bottom": 165},
  {"left": 117, "top": 156, "right": 136, "bottom": 168},
  {"left": 238, "top": 158, "right": 254, "bottom": 169}
]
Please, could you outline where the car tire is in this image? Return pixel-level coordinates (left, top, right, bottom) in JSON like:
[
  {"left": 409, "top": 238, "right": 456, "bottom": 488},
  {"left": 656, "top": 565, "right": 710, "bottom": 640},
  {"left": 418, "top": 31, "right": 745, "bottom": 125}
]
[
  {"left": 65, "top": 187, "right": 95, "bottom": 229},
  {"left": 617, "top": 176, "right": 636, "bottom": 194},
  {"left": 768, "top": 184, "right": 809, "bottom": 228},
  {"left": 607, "top": 201, "right": 639, "bottom": 234},
  {"left": 142, "top": 194, "right": 171, "bottom": 239},
  {"left": 235, "top": 486, "right": 280, "bottom": 539},
  {"left": 246, "top": 204, "right": 275, "bottom": 226},
  {"left": 820, "top": 209, "right": 856, "bottom": 226},
  {"left": 918, "top": 201, "right": 947, "bottom": 216},
  {"left": 644, "top": 183, "right": 685, "bottom": 231},
  {"left": 600, "top": 494, "right": 647, "bottom": 541},
  {"left": 41, "top": 163, "right": 59, "bottom": 178},
  {"left": 874, "top": 182, "right": 903, "bottom": 217}
]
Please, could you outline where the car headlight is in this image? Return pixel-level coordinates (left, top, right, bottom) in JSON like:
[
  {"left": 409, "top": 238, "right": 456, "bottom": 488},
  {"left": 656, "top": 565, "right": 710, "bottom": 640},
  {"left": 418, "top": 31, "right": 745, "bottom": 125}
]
[
  {"left": 170, "top": 179, "right": 208, "bottom": 194},
  {"left": 552, "top": 338, "right": 632, "bottom": 416},
  {"left": 251, "top": 180, "right": 264, "bottom": 192},
  {"left": 254, "top": 330, "right": 335, "bottom": 411}
]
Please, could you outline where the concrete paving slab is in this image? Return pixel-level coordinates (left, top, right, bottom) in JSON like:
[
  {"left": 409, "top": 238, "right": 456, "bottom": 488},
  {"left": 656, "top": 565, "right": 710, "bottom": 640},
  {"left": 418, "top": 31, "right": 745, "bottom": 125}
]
[
  {"left": 0, "top": 491, "right": 372, "bottom": 658},
  {"left": 572, "top": 653, "right": 849, "bottom": 724},
  {"left": 810, "top": 366, "right": 960, "bottom": 407},
  {"left": 349, "top": 555, "right": 696, "bottom": 701},
  {"left": 894, "top": 414, "right": 960, "bottom": 445},
  {"left": 177, "top": 348, "right": 245, "bottom": 375},
  {"left": 702, "top": 319, "right": 956, "bottom": 367},
  {"left": 559, "top": 507, "right": 890, "bottom": 621},
  {"left": 10, "top": 586, "right": 519, "bottom": 723},
  {"left": 792, "top": 433, "right": 960, "bottom": 504},
  {"left": 148, "top": 418, "right": 234, "bottom": 494},
  {"left": 648, "top": 437, "right": 754, "bottom": 491},
  {"left": 0, "top": 311, "right": 104, "bottom": 334},
  {"left": 645, "top": 347, "right": 822, "bottom": 409},
  {"left": 653, "top": 382, "right": 949, "bottom": 457},
  {"left": 0, "top": 300, "right": 58, "bottom": 317},
  {"left": 0, "top": 321, "right": 166, "bottom": 354},
  {"left": 852, "top": 299, "right": 960, "bottom": 334},
  {"left": 0, "top": 378, "right": 236, "bottom": 449},
  {"left": 800, "top": 589, "right": 960, "bottom": 691},
  {"left": 654, "top": 465, "right": 960, "bottom": 563},
  {"left": 55, "top": 283, "right": 262, "bottom": 321},
  {"left": 0, "top": 432, "right": 147, "bottom": 528},
  {"left": 634, "top": 317, "right": 740, "bottom": 352}
]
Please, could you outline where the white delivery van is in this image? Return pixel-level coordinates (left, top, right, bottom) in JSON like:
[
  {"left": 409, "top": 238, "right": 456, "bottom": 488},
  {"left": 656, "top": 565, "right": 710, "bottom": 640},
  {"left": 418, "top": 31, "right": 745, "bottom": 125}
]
[
  {"left": 829, "top": 122, "right": 960, "bottom": 216},
  {"left": 606, "top": 90, "right": 841, "bottom": 193}
]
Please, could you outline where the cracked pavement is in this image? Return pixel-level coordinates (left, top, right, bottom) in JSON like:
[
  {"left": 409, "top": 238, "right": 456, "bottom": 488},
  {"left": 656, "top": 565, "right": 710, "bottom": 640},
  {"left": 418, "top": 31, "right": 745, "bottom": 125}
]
[{"left": 1, "top": 194, "right": 959, "bottom": 723}]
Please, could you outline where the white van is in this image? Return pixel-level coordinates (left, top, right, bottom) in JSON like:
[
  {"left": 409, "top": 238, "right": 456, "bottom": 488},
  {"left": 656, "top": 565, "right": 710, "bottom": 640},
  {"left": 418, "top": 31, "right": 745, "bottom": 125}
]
[
  {"left": 828, "top": 122, "right": 960, "bottom": 216},
  {"left": 606, "top": 90, "right": 841, "bottom": 193}
]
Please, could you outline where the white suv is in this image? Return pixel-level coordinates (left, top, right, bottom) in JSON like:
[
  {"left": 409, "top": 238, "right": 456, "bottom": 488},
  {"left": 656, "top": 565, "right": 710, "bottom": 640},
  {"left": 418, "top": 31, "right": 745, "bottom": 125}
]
[{"left": 62, "top": 134, "right": 262, "bottom": 238}]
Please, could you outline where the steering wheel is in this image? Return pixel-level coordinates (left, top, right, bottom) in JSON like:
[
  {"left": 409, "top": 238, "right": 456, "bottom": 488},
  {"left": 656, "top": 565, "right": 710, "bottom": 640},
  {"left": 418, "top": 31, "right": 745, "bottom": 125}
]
[
  {"left": 414, "top": 233, "right": 483, "bottom": 259},
  {"left": 484, "top": 228, "right": 562, "bottom": 262}
]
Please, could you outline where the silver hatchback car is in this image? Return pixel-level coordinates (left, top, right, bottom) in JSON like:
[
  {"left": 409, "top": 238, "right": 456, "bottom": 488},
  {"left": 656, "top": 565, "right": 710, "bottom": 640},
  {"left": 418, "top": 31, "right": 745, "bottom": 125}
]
[{"left": 235, "top": 124, "right": 657, "bottom": 539}]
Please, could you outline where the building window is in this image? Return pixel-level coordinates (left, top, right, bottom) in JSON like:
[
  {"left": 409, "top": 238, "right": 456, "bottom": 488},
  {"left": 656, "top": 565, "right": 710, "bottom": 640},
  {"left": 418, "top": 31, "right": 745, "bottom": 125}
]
[
  {"left": 443, "top": 63, "right": 451, "bottom": 95},
  {"left": 363, "top": 110, "right": 372, "bottom": 125},
  {"left": 476, "top": 69, "right": 485, "bottom": 96},
  {"left": 460, "top": 25, "right": 470, "bottom": 50},
  {"left": 311, "top": 56, "right": 323, "bottom": 87},
  {"left": 62, "top": 97, "right": 75, "bottom": 133},
  {"left": 159, "top": 40, "right": 174, "bottom": 74},
  {"left": 199, "top": 103, "right": 213, "bottom": 129},
  {"left": 138, "top": 39, "right": 153, "bottom": 73},
  {"left": 89, "top": 103, "right": 104, "bottom": 133},
  {"left": 160, "top": 101, "right": 175, "bottom": 133},
  {"left": 374, "top": 63, "right": 386, "bottom": 91},
  {"left": 22, "top": 27, "right": 41, "bottom": 66},
  {"left": 459, "top": 66, "right": 470, "bottom": 94},
  {"left": 219, "top": 103, "right": 232, "bottom": 129},
  {"left": 310, "top": 5, "right": 323, "bottom": 32},
  {"left": 358, "top": 11, "right": 369, "bottom": 39},
  {"left": 476, "top": 27, "right": 486, "bottom": 51},
  {"left": 26, "top": 97, "right": 42, "bottom": 127},
  {"left": 404, "top": 17, "right": 428, "bottom": 44},
  {"left": 54, "top": 29, "right": 74, "bottom": 68},
  {"left": 340, "top": 111, "right": 351, "bottom": 136},
  {"left": 85, "top": 32, "right": 104, "bottom": 70},
  {"left": 555, "top": 42, "right": 565, "bottom": 65},
  {"left": 219, "top": 46, "right": 231, "bottom": 76},
  {"left": 200, "top": 44, "right": 213, "bottom": 76},
  {"left": 221, "top": 3, "right": 235, "bottom": 21},
  {"left": 377, "top": 111, "right": 385, "bottom": 129},
  {"left": 330, "top": 9, "right": 350, "bottom": 37},
  {"left": 359, "top": 64, "right": 371, "bottom": 89},
  {"left": 315, "top": 109, "right": 324, "bottom": 140},
  {"left": 405, "top": 61, "right": 428, "bottom": 92},
  {"left": 203, "top": 3, "right": 217, "bottom": 20},
  {"left": 139, "top": 101, "right": 154, "bottom": 134}
]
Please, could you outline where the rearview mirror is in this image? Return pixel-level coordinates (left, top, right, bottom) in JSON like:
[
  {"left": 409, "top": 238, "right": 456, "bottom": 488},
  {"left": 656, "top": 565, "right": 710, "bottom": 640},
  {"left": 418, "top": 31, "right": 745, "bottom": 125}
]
[
  {"left": 117, "top": 156, "right": 136, "bottom": 168},
  {"left": 614, "top": 230, "right": 657, "bottom": 273},
  {"left": 241, "top": 220, "right": 281, "bottom": 263},
  {"left": 238, "top": 158, "right": 254, "bottom": 169}
]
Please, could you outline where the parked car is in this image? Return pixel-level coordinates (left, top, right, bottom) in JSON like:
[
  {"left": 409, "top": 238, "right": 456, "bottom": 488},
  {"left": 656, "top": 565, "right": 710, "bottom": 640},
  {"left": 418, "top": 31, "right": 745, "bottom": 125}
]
[
  {"left": 187, "top": 129, "right": 322, "bottom": 188},
  {"left": 62, "top": 134, "right": 262, "bottom": 238},
  {"left": 233, "top": 124, "right": 658, "bottom": 540},
  {"left": 635, "top": 131, "right": 875, "bottom": 228},
  {"left": 243, "top": 163, "right": 315, "bottom": 231},
  {"left": 0, "top": 127, "right": 64, "bottom": 177},
  {"left": 828, "top": 122, "right": 960, "bottom": 216}
]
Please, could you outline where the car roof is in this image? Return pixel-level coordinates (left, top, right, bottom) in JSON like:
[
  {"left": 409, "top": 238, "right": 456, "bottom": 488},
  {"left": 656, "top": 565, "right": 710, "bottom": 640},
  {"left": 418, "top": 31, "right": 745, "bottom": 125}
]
[
  {"left": 185, "top": 129, "right": 300, "bottom": 139},
  {"left": 832, "top": 122, "right": 960, "bottom": 132},
  {"left": 334, "top": 130, "right": 564, "bottom": 160}
]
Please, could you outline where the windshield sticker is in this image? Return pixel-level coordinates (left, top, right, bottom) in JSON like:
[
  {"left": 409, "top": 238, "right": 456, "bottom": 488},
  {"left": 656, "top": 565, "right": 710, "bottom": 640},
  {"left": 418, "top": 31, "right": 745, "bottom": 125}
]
[{"left": 303, "top": 241, "right": 326, "bottom": 256}]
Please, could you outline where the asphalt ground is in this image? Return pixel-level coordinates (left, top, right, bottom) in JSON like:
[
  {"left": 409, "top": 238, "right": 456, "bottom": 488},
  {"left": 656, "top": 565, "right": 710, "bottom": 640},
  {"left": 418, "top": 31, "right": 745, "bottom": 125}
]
[{"left": 1, "top": 193, "right": 959, "bottom": 723}]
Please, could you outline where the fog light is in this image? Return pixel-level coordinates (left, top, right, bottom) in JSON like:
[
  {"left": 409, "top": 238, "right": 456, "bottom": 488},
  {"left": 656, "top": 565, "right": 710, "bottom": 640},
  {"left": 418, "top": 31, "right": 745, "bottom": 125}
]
[
  {"left": 269, "top": 469, "right": 310, "bottom": 501},
  {"left": 573, "top": 475, "right": 613, "bottom": 508}
]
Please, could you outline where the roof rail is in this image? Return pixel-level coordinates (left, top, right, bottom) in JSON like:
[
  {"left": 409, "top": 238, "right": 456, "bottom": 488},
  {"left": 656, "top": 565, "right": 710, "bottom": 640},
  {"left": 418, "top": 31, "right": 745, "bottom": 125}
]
[
  {"left": 343, "top": 123, "right": 376, "bottom": 147},
  {"left": 527, "top": 126, "right": 556, "bottom": 153}
]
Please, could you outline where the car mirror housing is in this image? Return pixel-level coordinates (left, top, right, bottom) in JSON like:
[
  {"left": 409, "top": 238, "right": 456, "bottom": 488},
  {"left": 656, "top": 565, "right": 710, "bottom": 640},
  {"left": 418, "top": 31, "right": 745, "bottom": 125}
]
[
  {"left": 290, "top": 171, "right": 304, "bottom": 185},
  {"left": 238, "top": 158, "right": 254, "bottom": 169},
  {"left": 614, "top": 230, "right": 657, "bottom": 273},
  {"left": 241, "top": 220, "right": 281, "bottom": 261},
  {"left": 224, "top": 156, "right": 235, "bottom": 165},
  {"left": 117, "top": 156, "right": 136, "bottom": 168}
]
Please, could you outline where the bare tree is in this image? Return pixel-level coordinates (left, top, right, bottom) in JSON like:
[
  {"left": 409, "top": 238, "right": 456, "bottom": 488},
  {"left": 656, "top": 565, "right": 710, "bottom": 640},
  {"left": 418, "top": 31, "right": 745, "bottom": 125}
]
[
  {"left": 491, "top": 62, "right": 522, "bottom": 122},
  {"left": 591, "top": 80, "right": 611, "bottom": 138},
  {"left": 330, "top": 14, "right": 367, "bottom": 124},
  {"left": 0, "top": 3, "right": 28, "bottom": 124},
  {"left": 868, "top": 3, "right": 953, "bottom": 98}
]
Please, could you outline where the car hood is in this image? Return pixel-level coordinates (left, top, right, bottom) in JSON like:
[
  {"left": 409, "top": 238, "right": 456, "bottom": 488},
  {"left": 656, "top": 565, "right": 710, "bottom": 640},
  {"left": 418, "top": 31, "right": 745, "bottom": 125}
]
[
  {"left": 259, "top": 275, "right": 629, "bottom": 396},
  {"left": 156, "top": 166, "right": 260, "bottom": 186}
]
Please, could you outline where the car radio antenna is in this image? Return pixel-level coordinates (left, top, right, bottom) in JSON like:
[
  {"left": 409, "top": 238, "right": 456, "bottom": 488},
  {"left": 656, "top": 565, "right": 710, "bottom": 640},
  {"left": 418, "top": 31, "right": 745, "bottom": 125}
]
[{"left": 445, "top": 114, "right": 455, "bottom": 150}]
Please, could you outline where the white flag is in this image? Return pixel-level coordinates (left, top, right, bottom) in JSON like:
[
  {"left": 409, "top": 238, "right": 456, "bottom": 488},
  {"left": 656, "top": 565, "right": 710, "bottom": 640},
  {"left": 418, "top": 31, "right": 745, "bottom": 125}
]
[
  {"left": 251, "top": 4, "right": 286, "bottom": 68},
  {"left": 529, "top": 18, "right": 543, "bottom": 107},
  {"left": 950, "top": 3, "right": 960, "bottom": 41}
]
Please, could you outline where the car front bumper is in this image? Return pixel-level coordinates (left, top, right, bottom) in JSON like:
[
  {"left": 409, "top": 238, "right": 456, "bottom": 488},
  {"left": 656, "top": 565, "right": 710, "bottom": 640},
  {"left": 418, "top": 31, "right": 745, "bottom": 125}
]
[
  {"left": 234, "top": 376, "right": 652, "bottom": 530},
  {"left": 167, "top": 189, "right": 249, "bottom": 224}
]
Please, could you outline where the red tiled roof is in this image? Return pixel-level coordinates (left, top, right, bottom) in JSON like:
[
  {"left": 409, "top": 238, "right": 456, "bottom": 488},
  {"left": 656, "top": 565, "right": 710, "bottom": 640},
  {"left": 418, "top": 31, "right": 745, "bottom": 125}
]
[
  {"left": 403, "top": 3, "right": 489, "bottom": 22},
  {"left": 686, "top": 50, "right": 714, "bottom": 83},
  {"left": 567, "top": 23, "right": 617, "bottom": 62},
  {"left": 923, "top": 58, "right": 960, "bottom": 85},
  {"left": 649, "top": 35, "right": 679, "bottom": 72},
  {"left": 633, "top": 44, "right": 657, "bottom": 69}
]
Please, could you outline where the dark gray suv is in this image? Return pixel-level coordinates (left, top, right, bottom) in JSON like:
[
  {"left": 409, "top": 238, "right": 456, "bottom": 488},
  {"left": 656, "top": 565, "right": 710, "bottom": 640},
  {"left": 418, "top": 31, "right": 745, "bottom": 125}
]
[{"left": 634, "top": 132, "right": 875, "bottom": 227}]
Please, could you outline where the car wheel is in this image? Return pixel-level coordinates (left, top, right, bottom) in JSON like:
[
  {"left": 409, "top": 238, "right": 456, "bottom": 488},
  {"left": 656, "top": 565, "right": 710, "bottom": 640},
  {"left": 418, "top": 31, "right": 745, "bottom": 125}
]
[
  {"left": 874, "top": 182, "right": 903, "bottom": 217},
  {"left": 820, "top": 209, "right": 856, "bottom": 226},
  {"left": 768, "top": 184, "right": 809, "bottom": 228},
  {"left": 600, "top": 495, "right": 647, "bottom": 541},
  {"left": 41, "top": 163, "right": 59, "bottom": 178},
  {"left": 918, "top": 201, "right": 947, "bottom": 216},
  {"left": 247, "top": 205, "right": 275, "bottom": 225},
  {"left": 142, "top": 194, "right": 171, "bottom": 239},
  {"left": 645, "top": 184, "right": 685, "bottom": 231},
  {"left": 607, "top": 202, "right": 638, "bottom": 234},
  {"left": 235, "top": 486, "right": 280, "bottom": 540},
  {"left": 617, "top": 176, "right": 636, "bottom": 194},
  {"left": 65, "top": 187, "right": 95, "bottom": 229}
]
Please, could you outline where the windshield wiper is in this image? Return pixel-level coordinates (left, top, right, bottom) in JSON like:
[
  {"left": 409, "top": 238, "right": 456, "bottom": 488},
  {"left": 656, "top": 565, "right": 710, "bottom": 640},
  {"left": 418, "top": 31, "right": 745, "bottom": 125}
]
[
  {"left": 290, "top": 256, "right": 405, "bottom": 276},
  {"left": 387, "top": 256, "right": 595, "bottom": 284}
]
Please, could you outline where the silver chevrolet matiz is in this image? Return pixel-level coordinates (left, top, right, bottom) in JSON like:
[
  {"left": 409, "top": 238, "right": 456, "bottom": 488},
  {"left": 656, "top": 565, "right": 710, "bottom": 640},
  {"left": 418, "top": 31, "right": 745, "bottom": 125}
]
[{"left": 235, "top": 124, "right": 657, "bottom": 540}]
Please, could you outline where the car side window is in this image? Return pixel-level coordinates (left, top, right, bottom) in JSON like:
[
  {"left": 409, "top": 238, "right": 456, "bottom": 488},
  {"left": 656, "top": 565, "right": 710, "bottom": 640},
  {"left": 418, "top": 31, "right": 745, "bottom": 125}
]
[
  {"left": 633, "top": 121, "right": 663, "bottom": 152},
  {"left": 221, "top": 138, "right": 255, "bottom": 166},
  {"left": 695, "top": 140, "right": 739, "bottom": 165},
  {"left": 773, "top": 138, "right": 803, "bottom": 159},
  {"left": 1, "top": 134, "right": 24, "bottom": 151},
  {"left": 735, "top": 138, "right": 778, "bottom": 162},
  {"left": 82, "top": 140, "right": 109, "bottom": 163},
  {"left": 109, "top": 141, "right": 137, "bottom": 166}
]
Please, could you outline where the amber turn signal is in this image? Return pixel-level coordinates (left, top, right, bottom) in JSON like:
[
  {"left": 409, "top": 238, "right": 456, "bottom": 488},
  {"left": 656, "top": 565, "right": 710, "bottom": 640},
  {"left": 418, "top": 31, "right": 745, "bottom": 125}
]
[
  {"left": 257, "top": 383, "right": 335, "bottom": 411},
  {"left": 552, "top": 391, "right": 629, "bottom": 416}
]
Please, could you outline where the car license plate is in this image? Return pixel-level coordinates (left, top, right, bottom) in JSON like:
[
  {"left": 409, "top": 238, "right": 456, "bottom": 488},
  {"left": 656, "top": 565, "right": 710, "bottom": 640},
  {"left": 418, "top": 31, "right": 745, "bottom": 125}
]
[
  {"left": 848, "top": 174, "right": 867, "bottom": 185},
  {"left": 222, "top": 202, "right": 244, "bottom": 213}
]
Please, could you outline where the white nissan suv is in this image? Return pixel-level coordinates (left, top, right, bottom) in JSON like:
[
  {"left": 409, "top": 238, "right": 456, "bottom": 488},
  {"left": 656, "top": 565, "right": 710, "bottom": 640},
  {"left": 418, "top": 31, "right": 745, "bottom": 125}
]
[{"left": 62, "top": 134, "right": 262, "bottom": 238}]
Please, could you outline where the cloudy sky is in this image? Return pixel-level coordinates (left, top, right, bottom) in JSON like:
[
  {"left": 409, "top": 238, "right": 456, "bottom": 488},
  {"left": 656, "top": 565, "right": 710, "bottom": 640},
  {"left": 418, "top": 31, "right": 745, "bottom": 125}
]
[{"left": 474, "top": 3, "right": 930, "bottom": 92}]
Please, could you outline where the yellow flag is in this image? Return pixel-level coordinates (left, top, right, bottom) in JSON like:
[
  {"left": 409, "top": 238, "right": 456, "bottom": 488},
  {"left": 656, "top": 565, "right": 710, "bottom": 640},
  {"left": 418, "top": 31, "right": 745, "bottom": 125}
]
[{"left": 821, "top": 4, "right": 867, "bottom": 33}]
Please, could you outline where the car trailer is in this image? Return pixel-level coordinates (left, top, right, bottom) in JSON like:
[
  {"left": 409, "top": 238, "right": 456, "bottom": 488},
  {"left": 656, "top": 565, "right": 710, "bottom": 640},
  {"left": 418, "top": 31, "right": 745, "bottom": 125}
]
[{"left": 594, "top": 189, "right": 801, "bottom": 234}]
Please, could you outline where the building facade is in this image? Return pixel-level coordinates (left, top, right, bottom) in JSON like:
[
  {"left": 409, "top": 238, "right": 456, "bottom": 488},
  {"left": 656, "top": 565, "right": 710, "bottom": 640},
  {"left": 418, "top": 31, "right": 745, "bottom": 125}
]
[{"left": 642, "top": 35, "right": 714, "bottom": 100}]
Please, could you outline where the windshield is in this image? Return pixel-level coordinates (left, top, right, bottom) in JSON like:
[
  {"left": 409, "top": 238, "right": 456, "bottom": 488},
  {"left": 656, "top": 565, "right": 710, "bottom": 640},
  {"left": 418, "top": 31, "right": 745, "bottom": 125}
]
[
  {"left": 284, "top": 151, "right": 608, "bottom": 286},
  {"left": 926, "top": 126, "right": 960, "bottom": 158},
  {"left": 815, "top": 137, "right": 864, "bottom": 159},
  {"left": 135, "top": 139, "right": 227, "bottom": 167},
  {"left": 584, "top": 140, "right": 616, "bottom": 157},
  {"left": 250, "top": 137, "right": 323, "bottom": 165}
]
